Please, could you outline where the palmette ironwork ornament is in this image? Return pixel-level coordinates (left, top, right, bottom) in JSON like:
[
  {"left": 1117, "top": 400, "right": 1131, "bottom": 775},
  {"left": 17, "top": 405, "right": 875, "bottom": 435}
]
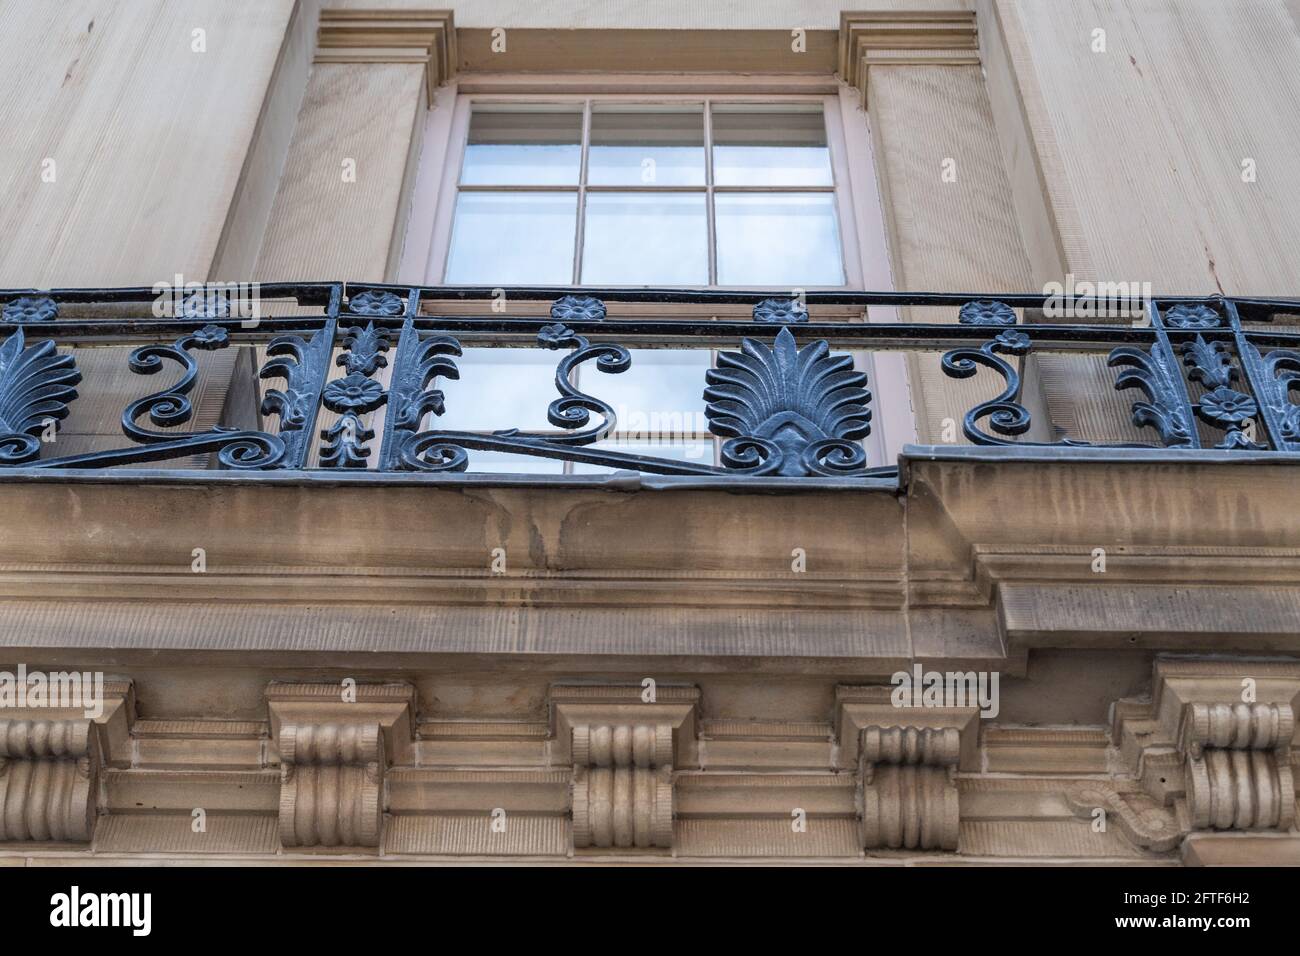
[
  {"left": 1181, "top": 335, "right": 1237, "bottom": 389},
  {"left": 1240, "top": 341, "right": 1300, "bottom": 448},
  {"left": 0, "top": 327, "right": 81, "bottom": 464},
  {"left": 260, "top": 327, "right": 334, "bottom": 466},
  {"left": 338, "top": 323, "right": 390, "bottom": 376},
  {"left": 320, "top": 414, "right": 375, "bottom": 468},
  {"left": 705, "top": 326, "right": 871, "bottom": 476}
]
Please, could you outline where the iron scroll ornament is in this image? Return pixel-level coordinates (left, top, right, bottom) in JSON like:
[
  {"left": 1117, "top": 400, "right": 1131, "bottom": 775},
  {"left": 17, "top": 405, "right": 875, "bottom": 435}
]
[
  {"left": 940, "top": 329, "right": 1036, "bottom": 445},
  {"left": 398, "top": 322, "right": 644, "bottom": 473},
  {"left": 398, "top": 324, "right": 878, "bottom": 477},
  {"left": 942, "top": 328, "right": 1154, "bottom": 448},
  {"left": 121, "top": 324, "right": 285, "bottom": 468},
  {"left": 0, "top": 324, "right": 286, "bottom": 469}
]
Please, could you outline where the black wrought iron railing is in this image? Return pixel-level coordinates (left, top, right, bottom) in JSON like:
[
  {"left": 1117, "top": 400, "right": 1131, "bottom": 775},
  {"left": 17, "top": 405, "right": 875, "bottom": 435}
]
[{"left": 1, "top": 283, "right": 1299, "bottom": 480}]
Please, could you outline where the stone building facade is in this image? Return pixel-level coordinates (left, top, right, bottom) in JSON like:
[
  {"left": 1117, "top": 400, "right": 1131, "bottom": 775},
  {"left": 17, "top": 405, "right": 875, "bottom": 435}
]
[{"left": 1, "top": 0, "right": 1299, "bottom": 864}]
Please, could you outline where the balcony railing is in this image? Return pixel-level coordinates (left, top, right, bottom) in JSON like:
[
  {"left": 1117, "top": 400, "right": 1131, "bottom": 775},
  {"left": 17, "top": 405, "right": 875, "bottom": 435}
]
[{"left": 2, "top": 283, "right": 1299, "bottom": 481}]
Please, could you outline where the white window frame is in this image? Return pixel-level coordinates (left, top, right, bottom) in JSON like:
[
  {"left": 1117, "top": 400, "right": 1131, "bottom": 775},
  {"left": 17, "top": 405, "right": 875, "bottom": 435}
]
[{"left": 399, "top": 74, "right": 916, "bottom": 467}]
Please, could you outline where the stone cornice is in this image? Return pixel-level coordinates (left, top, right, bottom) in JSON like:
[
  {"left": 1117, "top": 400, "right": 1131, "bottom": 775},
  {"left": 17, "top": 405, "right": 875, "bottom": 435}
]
[
  {"left": 316, "top": 8, "right": 457, "bottom": 99},
  {"left": 1, "top": 671, "right": 1297, "bottom": 861},
  {"left": 14, "top": 451, "right": 1300, "bottom": 665},
  {"left": 838, "top": 10, "right": 980, "bottom": 97}
]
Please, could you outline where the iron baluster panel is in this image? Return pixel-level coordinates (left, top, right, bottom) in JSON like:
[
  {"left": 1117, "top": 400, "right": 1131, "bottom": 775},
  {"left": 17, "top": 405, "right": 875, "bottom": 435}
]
[
  {"left": 1106, "top": 299, "right": 1200, "bottom": 448},
  {"left": 259, "top": 322, "right": 335, "bottom": 468},
  {"left": 1227, "top": 299, "right": 1300, "bottom": 452},
  {"left": 257, "top": 284, "right": 341, "bottom": 468},
  {"left": 3, "top": 285, "right": 1300, "bottom": 477}
]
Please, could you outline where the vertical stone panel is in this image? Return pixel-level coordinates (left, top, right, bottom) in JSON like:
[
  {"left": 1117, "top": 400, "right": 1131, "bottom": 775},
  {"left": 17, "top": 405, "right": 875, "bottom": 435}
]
[
  {"left": 0, "top": 0, "right": 296, "bottom": 286},
  {"left": 253, "top": 10, "right": 454, "bottom": 281},
  {"left": 865, "top": 64, "right": 1048, "bottom": 443},
  {"left": 988, "top": 0, "right": 1300, "bottom": 443}
]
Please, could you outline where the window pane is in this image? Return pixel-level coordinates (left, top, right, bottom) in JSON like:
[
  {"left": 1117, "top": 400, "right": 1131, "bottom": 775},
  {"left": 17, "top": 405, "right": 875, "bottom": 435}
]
[
  {"left": 455, "top": 451, "right": 565, "bottom": 475},
  {"left": 439, "top": 347, "right": 563, "bottom": 434},
  {"left": 572, "top": 440, "right": 713, "bottom": 473},
  {"left": 711, "top": 108, "right": 833, "bottom": 186},
  {"left": 445, "top": 192, "right": 576, "bottom": 284},
  {"left": 588, "top": 109, "right": 705, "bottom": 186},
  {"left": 587, "top": 348, "right": 710, "bottom": 437},
  {"left": 715, "top": 193, "right": 844, "bottom": 286},
  {"left": 460, "top": 109, "right": 582, "bottom": 185},
  {"left": 581, "top": 193, "right": 708, "bottom": 285}
]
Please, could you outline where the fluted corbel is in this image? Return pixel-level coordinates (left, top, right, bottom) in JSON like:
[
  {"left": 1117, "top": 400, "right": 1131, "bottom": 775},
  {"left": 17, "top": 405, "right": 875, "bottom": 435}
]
[
  {"left": 266, "top": 681, "right": 414, "bottom": 849},
  {"left": 1090, "top": 660, "right": 1300, "bottom": 851},
  {"left": 836, "top": 686, "right": 980, "bottom": 851},
  {"left": 550, "top": 684, "right": 699, "bottom": 851},
  {"left": 1180, "top": 701, "right": 1295, "bottom": 831},
  {"left": 0, "top": 678, "right": 134, "bottom": 843}
]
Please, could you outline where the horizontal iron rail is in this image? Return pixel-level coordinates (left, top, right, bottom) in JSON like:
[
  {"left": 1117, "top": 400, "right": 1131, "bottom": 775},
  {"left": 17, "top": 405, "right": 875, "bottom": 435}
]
[{"left": 2, "top": 284, "right": 1300, "bottom": 477}]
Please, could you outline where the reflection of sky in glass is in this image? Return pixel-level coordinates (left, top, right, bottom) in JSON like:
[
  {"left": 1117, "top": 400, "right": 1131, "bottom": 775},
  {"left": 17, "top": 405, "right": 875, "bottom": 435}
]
[
  {"left": 461, "top": 144, "right": 582, "bottom": 185},
  {"left": 595, "top": 349, "right": 710, "bottom": 432},
  {"left": 456, "top": 451, "right": 565, "bottom": 474},
  {"left": 713, "top": 145, "right": 833, "bottom": 186},
  {"left": 589, "top": 146, "right": 705, "bottom": 185},
  {"left": 572, "top": 441, "right": 713, "bottom": 473},
  {"left": 439, "top": 348, "right": 562, "bottom": 433},
  {"left": 445, "top": 193, "right": 576, "bottom": 284},
  {"left": 581, "top": 193, "right": 708, "bottom": 285},
  {"left": 711, "top": 110, "right": 833, "bottom": 186},
  {"left": 715, "top": 193, "right": 844, "bottom": 286},
  {"left": 588, "top": 111, "right": 705, "bottom": 186},
  {"left": 460, "top": 111, "right": 582, "bottom": 185}
]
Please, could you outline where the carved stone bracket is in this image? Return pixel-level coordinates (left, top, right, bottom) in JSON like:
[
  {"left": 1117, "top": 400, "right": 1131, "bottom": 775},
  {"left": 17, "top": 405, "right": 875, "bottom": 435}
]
[
  {"left": 266, "top": 681, "right": 414, "bottom": 849},
  {"left": 550, "top": 684, "right": 699, "bottom": 851},
  {"left": 0, "top": 679, "right": 134, "bottom": 843},
  {"left": 1098, "top": 660, "right": 1300, "bottom": 852},
  {"left": 317, "top": 9, "right": 457, "bottom": 100},
  {"left": 1180, "top": 701, "right": 1294, "bottom": 831},
  {"left": 838, "top": 10, "right": 980, "bottom": 98},
  {"left": 837, "top": 686, "right": 980, "bottom": 851},
  {"left": 1063, "top": 781, "right": 1182, "bottom": 853}
]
